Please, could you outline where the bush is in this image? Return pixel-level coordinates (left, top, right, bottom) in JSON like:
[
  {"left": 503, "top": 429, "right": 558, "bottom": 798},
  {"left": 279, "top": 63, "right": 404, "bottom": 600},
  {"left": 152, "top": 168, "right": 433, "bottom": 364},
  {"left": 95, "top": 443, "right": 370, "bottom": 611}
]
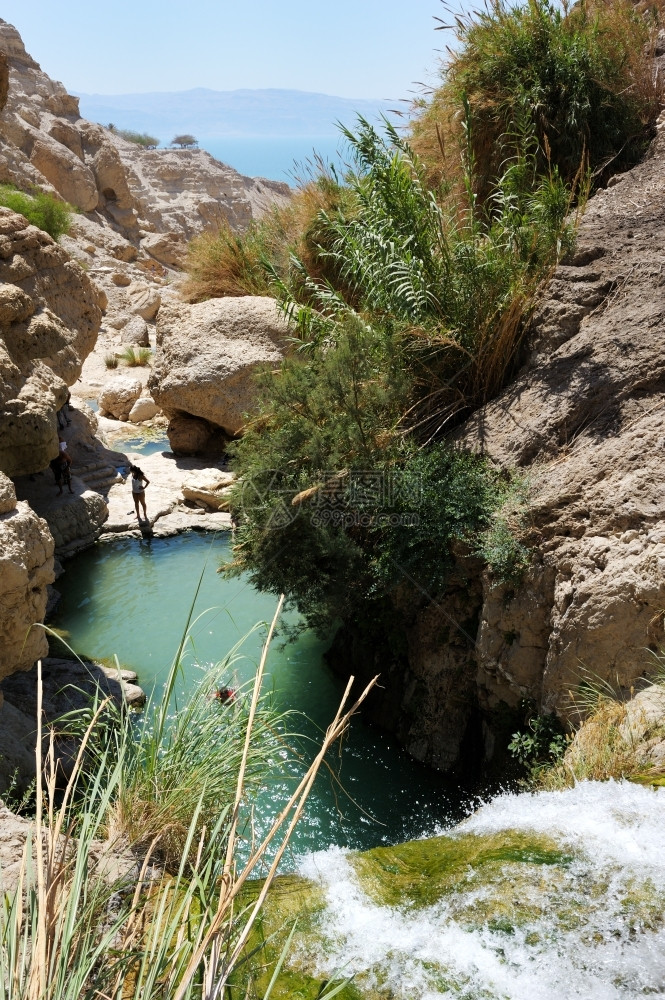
[
  {"left": 0, "top": 184, "right": 73, "bottom": 240},
  {"left": 411, "top": 0, "right": 662, "bottom": 191},
  {"left": 116, "top": 128, "right": 159, "bottom": 148},
  {"left": 104, "top": 352, "right": 118, "bottom": 369},
  {"left": 183, "top": 172, "right": 356, "bottom": 301},
  {"left": 226, "top": 118, "right": 572, "bottom": 633}
]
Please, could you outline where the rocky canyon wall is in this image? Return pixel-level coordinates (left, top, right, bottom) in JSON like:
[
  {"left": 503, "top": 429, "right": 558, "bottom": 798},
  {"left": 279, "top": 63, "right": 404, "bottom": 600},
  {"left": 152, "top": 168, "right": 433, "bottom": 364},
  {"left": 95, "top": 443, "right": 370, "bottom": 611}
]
[{"left": 338, "top": 120, "right": 665, "bottom": 774}]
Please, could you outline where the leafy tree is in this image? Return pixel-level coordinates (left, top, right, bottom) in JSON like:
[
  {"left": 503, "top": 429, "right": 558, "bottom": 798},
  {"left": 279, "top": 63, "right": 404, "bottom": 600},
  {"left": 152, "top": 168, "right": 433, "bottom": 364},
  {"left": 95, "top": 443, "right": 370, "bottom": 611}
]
[{"left": 171, "top": 134, "right": 198, "bottom": 149}]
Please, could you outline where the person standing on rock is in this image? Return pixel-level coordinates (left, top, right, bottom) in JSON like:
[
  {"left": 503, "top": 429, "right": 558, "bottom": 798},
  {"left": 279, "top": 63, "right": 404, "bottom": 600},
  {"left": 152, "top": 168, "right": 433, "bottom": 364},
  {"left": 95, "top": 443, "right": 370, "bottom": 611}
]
[
  {"left": 129, "top": 465, "right": 150, "bottom": 521},
  {"left": 51, "top": 436, "right": 73, "bottom": 495}
]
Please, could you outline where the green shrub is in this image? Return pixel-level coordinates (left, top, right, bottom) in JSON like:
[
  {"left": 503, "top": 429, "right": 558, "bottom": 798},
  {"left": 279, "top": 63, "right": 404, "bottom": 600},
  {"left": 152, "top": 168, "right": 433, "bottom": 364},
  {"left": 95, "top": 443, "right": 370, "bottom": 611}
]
[
  {"left": 412, "top": 0, "right": 662, "bottom": 191},
  {"left": 104, "top": 352, "right": 118, "bottom": 369},
  {"left": 116, "top": 128, "right": 159, "bottom": 148},
  {"left": 509, "top": 706, "right": 568, "bottom": 768},
  {"left": 0, "top": 184, "right": 73, "bottom": 240},
  {"left": 227, "top": 119, "right": 572, "bottom": 633},
  {"left": 121, "top": 346, "right": 152, "bottom": 367}
]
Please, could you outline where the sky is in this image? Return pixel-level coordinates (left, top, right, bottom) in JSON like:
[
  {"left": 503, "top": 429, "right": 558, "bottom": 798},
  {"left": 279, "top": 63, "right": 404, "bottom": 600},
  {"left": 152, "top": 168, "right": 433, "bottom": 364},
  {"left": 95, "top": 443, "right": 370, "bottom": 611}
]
[{"left": 1, "top": 1, "right": 449, "bottom": 101}]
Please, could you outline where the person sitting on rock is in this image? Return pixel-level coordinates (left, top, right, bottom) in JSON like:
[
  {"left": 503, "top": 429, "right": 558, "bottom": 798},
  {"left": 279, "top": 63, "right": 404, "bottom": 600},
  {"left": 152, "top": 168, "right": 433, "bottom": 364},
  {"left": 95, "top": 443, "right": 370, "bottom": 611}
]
[{"left": 129, "top": 464, "right": 150, "bottom": 521}]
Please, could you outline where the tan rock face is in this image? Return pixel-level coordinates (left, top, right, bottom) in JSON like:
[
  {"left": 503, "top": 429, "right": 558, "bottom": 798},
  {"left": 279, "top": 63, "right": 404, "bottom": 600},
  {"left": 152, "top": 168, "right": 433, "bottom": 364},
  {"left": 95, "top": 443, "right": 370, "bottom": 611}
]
[
  {"left": 149, "top": 296, "right": 289, "bottom": 443},
  {"left": 0, "top": 209, "right": 101, "bottom": 477},
  {"left": 0, "top": 472, "right": 54, "bottom": 680},
  {"left": 339, "top": 127, "right": 665, "bottom": 773},
  {"left": 458, "top": 128, "right": 665, "bottom": 724},
  {"left": 0, "top": 20, "right": 290, "bottom": 250}
]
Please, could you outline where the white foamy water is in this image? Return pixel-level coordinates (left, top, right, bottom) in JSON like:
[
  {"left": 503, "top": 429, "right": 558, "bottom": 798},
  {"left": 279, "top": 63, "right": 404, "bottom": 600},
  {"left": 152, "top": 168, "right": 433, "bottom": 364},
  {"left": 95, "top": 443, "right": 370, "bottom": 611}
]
[{"left": 297, "top": 782, "right": 665, "bottom": 999}]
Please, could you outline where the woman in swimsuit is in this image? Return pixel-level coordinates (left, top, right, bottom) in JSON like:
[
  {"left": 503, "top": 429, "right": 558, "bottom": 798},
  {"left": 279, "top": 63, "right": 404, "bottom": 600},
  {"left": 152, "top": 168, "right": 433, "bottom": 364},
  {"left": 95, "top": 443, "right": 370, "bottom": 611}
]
[{"left": 129, "top": 464, "right": 150, "bottom": 521}]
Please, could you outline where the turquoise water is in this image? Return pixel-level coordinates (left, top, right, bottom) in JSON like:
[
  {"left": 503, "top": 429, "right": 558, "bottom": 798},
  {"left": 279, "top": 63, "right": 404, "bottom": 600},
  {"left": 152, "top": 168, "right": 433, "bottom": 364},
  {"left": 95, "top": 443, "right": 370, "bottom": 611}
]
[
  {"left": 52, "top": 532, "right": 470, "bottom": 859},
  {"left": 118, "top": 433, "right": 170, "bottom": 457},
  {"left": 201, "top": 135, "right": 352, "bottom": 182}
]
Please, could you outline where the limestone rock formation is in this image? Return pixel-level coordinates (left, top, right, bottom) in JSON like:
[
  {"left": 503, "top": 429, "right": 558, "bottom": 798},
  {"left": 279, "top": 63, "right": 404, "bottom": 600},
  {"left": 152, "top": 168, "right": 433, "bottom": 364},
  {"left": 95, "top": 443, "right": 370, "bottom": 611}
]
[
  {"left": 149, "top": 297, "right": 289, "bottom": 447},
  {"left": 0, "top": 19, "right": 290, "bottom": 249},
  {"left": 339, "top": 122, "right": 665, "bottom": 773},
  {"left": 0, "top": 472, "right": 54, "bottom": 681},
  {"left": 462, "top": 124, "right": 665, "bottom": 727},
  {"left": 0, "top": 209, "right": 101, "bottom": 476},
  {"left": 99, "top": 377, "right": 143, "bottom": 421}
]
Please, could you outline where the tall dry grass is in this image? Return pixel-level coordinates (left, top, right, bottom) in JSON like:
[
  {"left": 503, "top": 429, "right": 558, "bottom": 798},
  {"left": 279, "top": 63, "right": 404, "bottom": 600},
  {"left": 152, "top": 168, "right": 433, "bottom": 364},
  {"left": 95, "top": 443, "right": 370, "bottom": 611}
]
[
  {"left": 183, "top": 173, "right": 356, "bottom": 302},
  {"left": 0, "top": 603, "right": 377, "bottom": 999}
]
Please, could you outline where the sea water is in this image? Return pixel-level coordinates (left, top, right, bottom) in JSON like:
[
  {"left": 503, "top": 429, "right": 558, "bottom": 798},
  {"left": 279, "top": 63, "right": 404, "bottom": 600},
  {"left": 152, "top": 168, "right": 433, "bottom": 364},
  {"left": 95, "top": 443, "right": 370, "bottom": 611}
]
[{"left": 200, "top": 135, "right": 351, "bottom": 182}]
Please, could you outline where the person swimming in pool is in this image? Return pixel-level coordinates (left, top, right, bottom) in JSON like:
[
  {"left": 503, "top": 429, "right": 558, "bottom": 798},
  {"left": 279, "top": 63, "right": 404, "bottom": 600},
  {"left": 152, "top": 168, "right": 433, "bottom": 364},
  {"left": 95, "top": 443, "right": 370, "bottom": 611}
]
[{"left": 214, "top": 687, "right": 236, "bottom": 705}]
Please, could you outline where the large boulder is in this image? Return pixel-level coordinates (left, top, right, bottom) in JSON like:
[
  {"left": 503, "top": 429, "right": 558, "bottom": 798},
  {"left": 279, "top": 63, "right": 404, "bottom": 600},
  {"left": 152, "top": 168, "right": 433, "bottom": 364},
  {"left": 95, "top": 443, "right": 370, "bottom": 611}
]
[
  {"left": 128, "top": 395, "right": 159, "bottom": 422},
  {"left": 0, "top": 472, "right": 54, "bottom": 680},
  {"left": 98, "top": 377, "right": 142, "bottom": 421},
  {"left": 127, "top": 282, "right": 161, "bottom": 321},
  {"left": 0, "top": 209, "right": 101, "bottom": 477},
  {"left": 149, "top": 297, "right": 289, "bottom": 443},
  {"left": 120, "top": 315, "right": 150, "bottom": 347},
  {"left": 140, "top": 232, "right": 186, "bottom": 269}
]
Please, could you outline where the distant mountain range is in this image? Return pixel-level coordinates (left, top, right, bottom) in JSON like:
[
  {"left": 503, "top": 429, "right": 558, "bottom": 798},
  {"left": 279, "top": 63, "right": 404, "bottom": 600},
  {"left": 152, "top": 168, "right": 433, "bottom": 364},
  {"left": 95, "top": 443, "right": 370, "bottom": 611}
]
[{"left": 76, "top": 88, "right": 398, "bottom": 141}]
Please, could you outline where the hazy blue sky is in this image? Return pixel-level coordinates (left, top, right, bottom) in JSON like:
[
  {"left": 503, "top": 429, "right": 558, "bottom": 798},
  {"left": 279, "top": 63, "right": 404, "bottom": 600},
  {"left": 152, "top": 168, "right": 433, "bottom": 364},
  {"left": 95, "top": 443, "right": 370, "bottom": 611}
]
[{"left": 2, "top": 1, "right": 449, "bottom": 100}]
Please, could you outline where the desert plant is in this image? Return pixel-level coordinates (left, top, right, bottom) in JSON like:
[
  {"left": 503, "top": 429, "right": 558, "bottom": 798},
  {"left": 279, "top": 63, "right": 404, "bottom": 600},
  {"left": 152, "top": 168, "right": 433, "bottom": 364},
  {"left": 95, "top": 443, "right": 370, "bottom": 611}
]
[
  {"left": 104, "top": 352, "right": 119, "bottom": 369},
  {"left": 0, "top": 185, "right": 73, "bottom": 240},
  {"left": 172, "top": 134, "right": 198, "bottom": 149},
  {"left": 411, "top": 0, "right": 663, "bottom": 192},
  {"left": 116, "top": 128, "right": 159, "bottom": 149},
  {"left": 121, "top": 346, "right": 152, "bottom": 367},
  {"left": 0, "top": 608, "right": 376, "bottom": 999}
]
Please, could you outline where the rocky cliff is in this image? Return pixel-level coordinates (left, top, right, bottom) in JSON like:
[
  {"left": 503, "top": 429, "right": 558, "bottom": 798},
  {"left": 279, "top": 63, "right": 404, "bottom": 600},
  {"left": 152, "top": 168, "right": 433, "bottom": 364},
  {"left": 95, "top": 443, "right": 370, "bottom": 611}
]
[
  {"left": 0, "top": 207, "right": 101, "bottom": 476},
  {"left": 339, "top": 119, "right": 665, "bottom": 773},
  {"left": 0, "top": 472, "right": 53, "bottom": 680},
  {"left": 0, "top": 19, "right": 290, "bottom": 248}
]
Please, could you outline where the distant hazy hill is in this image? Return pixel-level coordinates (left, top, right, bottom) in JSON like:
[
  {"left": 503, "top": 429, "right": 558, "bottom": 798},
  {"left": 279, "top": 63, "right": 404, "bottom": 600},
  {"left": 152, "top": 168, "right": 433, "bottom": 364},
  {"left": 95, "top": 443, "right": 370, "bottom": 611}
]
[{"left": 76, "top": 88, "right": 396, "bottom": 140}]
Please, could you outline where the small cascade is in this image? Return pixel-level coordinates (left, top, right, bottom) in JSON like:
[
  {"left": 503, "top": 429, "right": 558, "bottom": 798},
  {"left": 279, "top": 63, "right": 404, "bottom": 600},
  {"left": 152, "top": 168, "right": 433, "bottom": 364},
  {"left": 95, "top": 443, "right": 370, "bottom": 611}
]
[{"left": 292, "top": 782, "right": 665, "bottom": 999}]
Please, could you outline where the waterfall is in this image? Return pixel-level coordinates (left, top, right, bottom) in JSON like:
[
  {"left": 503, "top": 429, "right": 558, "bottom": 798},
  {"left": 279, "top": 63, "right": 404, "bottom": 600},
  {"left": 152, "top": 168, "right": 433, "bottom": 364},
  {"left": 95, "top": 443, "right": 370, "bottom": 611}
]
[{"left": 296, "top": 781, "right": 665, "bottom": 999}]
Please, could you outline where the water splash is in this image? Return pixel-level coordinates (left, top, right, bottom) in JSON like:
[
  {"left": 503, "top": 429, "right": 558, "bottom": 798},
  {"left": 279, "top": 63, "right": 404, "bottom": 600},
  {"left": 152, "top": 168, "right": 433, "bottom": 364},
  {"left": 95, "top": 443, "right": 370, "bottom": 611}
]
[{"left": 297, "top": 782, "right": 665, "bottom": 999}]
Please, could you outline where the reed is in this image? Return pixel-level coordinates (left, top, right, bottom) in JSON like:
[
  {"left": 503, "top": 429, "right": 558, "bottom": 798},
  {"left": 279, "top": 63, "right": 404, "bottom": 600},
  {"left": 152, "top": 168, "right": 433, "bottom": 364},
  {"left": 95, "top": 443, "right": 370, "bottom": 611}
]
[{"left": 0, "top": 602, "right": 377, "bottom": 998}]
